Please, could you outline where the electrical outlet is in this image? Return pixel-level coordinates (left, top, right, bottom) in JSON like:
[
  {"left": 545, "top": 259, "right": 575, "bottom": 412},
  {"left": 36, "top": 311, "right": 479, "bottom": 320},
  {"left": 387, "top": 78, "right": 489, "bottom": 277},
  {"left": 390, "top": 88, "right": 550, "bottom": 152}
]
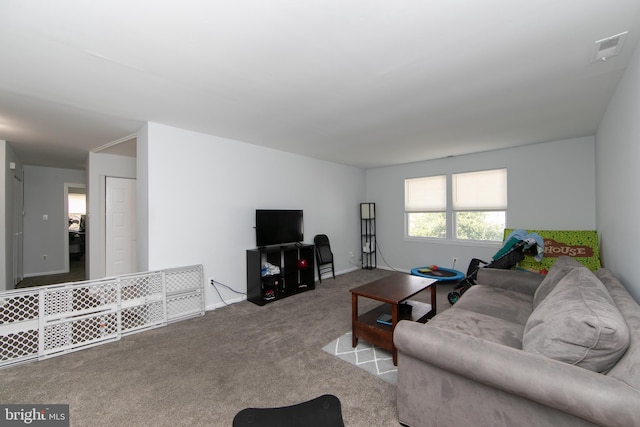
[
  {"left": 348, "top": 251, "right": 354, "bottom": 258},
  {"left": 210, "top": 278, "right": 216, "bottom": 286},
  {"left": 42, "top": 254, "right": 47, "bottom": 260},
  {"left": 452, "top": 257, "right": 458, "bottom": 268}
]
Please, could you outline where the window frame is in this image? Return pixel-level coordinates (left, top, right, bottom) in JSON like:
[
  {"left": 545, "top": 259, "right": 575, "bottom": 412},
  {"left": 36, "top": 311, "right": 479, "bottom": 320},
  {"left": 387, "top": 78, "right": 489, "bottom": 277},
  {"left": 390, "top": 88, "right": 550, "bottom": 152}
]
[
  {"left": 404, "top": 175, "right": 447, "bottom": 240},
  {"left": 404, "top": 168, "right": 507, "bottom": 243}
]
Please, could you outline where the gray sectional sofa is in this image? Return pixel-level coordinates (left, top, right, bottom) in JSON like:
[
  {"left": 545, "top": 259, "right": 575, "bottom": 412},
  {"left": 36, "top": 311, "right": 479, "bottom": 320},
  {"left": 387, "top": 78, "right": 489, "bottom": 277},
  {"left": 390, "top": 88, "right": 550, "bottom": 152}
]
[{"left": 394, "top": 256, "right": 640, "bottom": 427}]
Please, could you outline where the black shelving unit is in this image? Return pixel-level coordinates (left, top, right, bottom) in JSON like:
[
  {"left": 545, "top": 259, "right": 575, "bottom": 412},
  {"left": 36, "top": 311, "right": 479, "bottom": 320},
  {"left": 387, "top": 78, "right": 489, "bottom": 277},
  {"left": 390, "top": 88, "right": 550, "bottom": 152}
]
[
  {"left": 247, "top": 243, "right": 315, "bottom": 306},
  {"left": 360, "top": 203, "right": 376, "bottom": 269}
]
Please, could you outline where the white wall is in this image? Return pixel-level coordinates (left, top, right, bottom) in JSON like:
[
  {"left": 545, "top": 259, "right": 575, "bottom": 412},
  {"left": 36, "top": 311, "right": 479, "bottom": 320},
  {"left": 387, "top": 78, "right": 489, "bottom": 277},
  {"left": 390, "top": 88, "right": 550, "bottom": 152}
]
[
  {"left": 1, "top": 141, "right": 24, "bottom": 290},
  {"left": 141, "top": 122, "right": 366, "bottom": 310},
  {"left": 87, "top": 152, "right": 136, "bottom": 279},
  {"left": 1, "top": 140, "right": 8, "bottom": 290},
  {"left": 365, "top": 137, "right": 596, "bottom": 273},
  {"left": 136, "top": 125, "right": 149, "bottom": 272},
  {"left": 22, "top": 165, "right": 85, "bottom": 277},
  {"left": 596, "top": 41, "right": 640, "bottom": 302}
]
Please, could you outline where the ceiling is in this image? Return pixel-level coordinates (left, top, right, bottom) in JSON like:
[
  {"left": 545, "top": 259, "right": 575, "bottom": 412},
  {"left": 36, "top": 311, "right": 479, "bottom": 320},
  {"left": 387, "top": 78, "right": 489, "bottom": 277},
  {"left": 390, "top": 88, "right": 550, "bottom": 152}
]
[{"left": 1, "top": 1, "right": 639, "bottom": 170}]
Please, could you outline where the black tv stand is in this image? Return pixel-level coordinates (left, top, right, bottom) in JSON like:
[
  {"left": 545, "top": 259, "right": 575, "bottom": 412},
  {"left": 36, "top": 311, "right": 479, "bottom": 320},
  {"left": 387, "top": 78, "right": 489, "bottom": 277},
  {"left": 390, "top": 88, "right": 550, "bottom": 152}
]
[{"left": 246, "top": 243, "right": 315, "bottom": 306}]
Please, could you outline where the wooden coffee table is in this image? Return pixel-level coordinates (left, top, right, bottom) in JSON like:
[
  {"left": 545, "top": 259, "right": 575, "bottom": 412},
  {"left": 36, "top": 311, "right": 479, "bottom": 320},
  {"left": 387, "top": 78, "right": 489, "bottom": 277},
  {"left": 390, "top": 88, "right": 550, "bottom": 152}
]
[{"left": 350, "top": 272, "right": 436, "bottom": 365}]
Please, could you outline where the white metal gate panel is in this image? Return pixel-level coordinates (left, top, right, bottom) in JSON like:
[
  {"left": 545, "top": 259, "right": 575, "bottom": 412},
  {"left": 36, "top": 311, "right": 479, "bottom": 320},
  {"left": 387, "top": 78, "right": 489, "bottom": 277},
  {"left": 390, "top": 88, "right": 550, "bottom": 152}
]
[
  {"left": 0, "top": 290, "right": 39, "bottom": 366},
  {"left": 39, "top": 279, "right": 120, "bottom": 358},
  {"left": 118, "top": 272, "right": 166, "bottom": 335},
  {"left": 0, "top": 265, "right": 204, "bottom": 368},
  {"left": 165, "top": 265, "right": 205, "bottom": 322}
]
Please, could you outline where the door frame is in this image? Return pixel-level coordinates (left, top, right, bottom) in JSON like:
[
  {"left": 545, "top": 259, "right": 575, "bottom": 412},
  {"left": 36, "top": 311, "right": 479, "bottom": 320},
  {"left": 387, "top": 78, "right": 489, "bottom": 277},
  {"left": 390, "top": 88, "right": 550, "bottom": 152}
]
[
  {"left": 63, "top": 183, "right": 86, "bottom": 274},
  {"left": 12, "top": 173, "right": 24, "bottom": 287}
]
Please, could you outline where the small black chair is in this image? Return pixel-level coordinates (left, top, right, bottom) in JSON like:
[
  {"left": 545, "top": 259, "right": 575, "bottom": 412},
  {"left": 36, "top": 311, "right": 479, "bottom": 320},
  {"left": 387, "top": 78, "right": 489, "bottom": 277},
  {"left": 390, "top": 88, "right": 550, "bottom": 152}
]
[
  {"left": 314, "top": 234, "right": 335, "bottom": 283},
  {"left": 233, "top": 394, "right": 344, "bottom": 427}
]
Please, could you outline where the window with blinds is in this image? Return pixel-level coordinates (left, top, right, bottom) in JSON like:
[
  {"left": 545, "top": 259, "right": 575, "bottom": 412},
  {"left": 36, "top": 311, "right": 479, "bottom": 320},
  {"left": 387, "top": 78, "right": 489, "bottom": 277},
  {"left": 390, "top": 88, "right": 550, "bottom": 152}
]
[
  {"left": 452, "top": 169, "right": 506, "bottom": 241},
  {"left": 405, "top": 175, "right": 447, "bottom": 239},
  {"left": 405, "top": 168, "right": 507, "bottom": 241}
]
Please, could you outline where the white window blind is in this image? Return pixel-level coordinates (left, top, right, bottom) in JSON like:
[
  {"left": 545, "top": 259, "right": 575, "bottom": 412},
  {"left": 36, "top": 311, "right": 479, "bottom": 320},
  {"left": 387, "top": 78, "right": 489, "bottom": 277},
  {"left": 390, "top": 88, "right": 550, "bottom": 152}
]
[
  {"left": 452, "top": 169, "right": 507, "bottom": 210},
  {"left": 405, "top": 175, "right": 446, "bottom": 212}
]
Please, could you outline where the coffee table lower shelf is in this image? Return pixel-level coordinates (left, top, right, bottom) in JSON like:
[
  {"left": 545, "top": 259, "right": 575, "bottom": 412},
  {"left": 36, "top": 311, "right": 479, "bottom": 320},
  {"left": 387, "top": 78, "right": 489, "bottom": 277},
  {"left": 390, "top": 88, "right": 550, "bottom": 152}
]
[{"left": 352, "top": 300, "right": 432, "bottom": 364}]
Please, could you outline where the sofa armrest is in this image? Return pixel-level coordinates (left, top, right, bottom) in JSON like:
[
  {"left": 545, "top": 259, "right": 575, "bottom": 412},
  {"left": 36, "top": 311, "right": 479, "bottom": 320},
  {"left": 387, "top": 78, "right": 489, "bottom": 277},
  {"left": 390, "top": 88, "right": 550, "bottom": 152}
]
[
  {"left": 476, "top": 268, "right": 543, "bottom": 296},
  {"left": 394, "top": 321, "right": 640, "bottom": 427}
]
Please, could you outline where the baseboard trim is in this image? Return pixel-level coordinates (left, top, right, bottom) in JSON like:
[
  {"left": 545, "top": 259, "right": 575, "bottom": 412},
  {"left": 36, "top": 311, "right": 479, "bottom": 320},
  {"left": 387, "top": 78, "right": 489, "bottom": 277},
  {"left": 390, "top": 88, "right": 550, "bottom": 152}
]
[
  {"left": 23, "top": 269, "right": 68, "bottom": 278},
  {"left": 204, "top": 266, "right": 395, "bottom": 311},
  {"left": 206, "top": 295, "right": 246, "bottom": 311}
]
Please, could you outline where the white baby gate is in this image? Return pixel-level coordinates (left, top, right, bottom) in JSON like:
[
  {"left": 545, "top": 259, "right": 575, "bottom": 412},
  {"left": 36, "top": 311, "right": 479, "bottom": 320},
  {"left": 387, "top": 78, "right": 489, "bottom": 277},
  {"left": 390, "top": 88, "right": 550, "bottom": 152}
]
[{"left": 0, "top": 264, "right": 204, "bottom": 369}]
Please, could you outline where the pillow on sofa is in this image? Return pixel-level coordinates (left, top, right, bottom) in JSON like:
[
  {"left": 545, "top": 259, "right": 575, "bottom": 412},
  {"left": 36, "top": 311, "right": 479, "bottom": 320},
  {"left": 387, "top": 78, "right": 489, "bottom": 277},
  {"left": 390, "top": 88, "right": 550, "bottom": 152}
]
[
  {"left": 523, "top": 266, "right": 630, "bottom": 373},
  {"left": 533, "top": 256, "right": 583, "bottom": 309}
]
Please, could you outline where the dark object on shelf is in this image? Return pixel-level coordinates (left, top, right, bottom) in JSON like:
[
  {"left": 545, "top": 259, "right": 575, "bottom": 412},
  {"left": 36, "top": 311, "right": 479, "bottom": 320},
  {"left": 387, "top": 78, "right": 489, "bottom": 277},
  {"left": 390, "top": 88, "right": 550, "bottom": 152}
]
[
  {"left": 233, "top": 394, "right": 345, "bottom": 427},
  {"left": 68, "top": 231, "right": 85, "bottom": 261},
  {"left": 399, "top": 302, "right": 413, "bottom": 315},
  {"left": 314, "top": 234, "right": 335, "bottom": 283},
  {"left": 247, "top": 244, "right": 315, "bottom": 306},
  {"left": 360, "top": 203, "right": 376, "bottom": 269}
]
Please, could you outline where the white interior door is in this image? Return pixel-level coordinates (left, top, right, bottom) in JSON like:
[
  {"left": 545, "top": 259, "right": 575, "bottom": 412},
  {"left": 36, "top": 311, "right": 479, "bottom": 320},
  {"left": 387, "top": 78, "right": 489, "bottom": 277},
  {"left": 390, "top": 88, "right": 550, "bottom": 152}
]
[{"left": 105, "top": 177, "right": 136, "bottom": 277}]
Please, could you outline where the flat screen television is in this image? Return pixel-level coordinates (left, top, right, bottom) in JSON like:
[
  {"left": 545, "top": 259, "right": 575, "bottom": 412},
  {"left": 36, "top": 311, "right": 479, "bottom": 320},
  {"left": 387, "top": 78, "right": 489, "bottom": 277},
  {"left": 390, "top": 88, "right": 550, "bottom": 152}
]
[{"left": 256, "top": 209, "right": 304, "bottom": 247}]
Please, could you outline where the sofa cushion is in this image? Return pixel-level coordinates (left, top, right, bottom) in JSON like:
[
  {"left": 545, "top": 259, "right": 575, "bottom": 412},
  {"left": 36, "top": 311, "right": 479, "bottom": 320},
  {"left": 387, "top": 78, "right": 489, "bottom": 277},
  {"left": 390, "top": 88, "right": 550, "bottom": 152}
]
[
  {"left": 595, "top": 268, "right": 640, "bottom": 388},
  {"left": 453, "top": 285, "right": 533, "bottom": 325},
  {"left": 427, "top": 308, "right": 525, "bottom": 348},
  {"left": 523, "top": 266, "right": 630, "bottom": 372},
  {"left": 533, "top": 256, "right": 584, "bottom": 309}
]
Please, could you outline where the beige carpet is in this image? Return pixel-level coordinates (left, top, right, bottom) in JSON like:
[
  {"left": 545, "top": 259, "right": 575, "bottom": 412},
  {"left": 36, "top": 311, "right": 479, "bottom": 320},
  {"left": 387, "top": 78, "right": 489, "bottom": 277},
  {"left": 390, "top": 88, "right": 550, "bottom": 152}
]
[{"left": 1, "top": 268, "right": 454, "bottom": 427}]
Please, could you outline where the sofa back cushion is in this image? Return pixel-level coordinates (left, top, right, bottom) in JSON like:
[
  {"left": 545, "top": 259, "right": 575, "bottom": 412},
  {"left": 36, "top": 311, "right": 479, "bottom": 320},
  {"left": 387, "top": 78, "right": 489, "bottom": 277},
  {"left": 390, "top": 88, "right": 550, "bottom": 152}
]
[
  {"left": 596, "top": 268, "right": 640, "bottom": 388},
  {"left": 523, "top": 266, "right": 630, "bottom": 373},
  {"left": 533, "top": 256, "right": 583, "bottom": 309}
]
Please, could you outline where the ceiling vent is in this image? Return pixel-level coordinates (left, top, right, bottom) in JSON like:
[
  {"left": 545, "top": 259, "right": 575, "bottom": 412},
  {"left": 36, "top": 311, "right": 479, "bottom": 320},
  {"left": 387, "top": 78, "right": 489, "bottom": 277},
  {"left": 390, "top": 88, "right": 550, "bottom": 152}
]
[{"left": 592, "top": 31, "right": 629, "bottom": 62}]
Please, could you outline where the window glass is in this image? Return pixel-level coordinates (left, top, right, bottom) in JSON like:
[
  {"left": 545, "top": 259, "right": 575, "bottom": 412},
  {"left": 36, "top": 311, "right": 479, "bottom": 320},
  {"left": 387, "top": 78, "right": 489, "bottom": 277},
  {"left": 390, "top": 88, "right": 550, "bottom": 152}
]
[
  {"left": 455, "top": 211, "right": 505, "bottom": 241},
  {"left": 407, "top": 212, "right": 447, "bottom": 238}
]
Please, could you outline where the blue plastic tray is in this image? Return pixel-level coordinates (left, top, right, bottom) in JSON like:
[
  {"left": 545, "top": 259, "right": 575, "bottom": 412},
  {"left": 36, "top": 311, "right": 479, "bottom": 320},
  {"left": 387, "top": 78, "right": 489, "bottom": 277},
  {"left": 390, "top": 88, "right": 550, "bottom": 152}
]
[{"left": 410, "top": 266, "right": 464, "bottom": 282}]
